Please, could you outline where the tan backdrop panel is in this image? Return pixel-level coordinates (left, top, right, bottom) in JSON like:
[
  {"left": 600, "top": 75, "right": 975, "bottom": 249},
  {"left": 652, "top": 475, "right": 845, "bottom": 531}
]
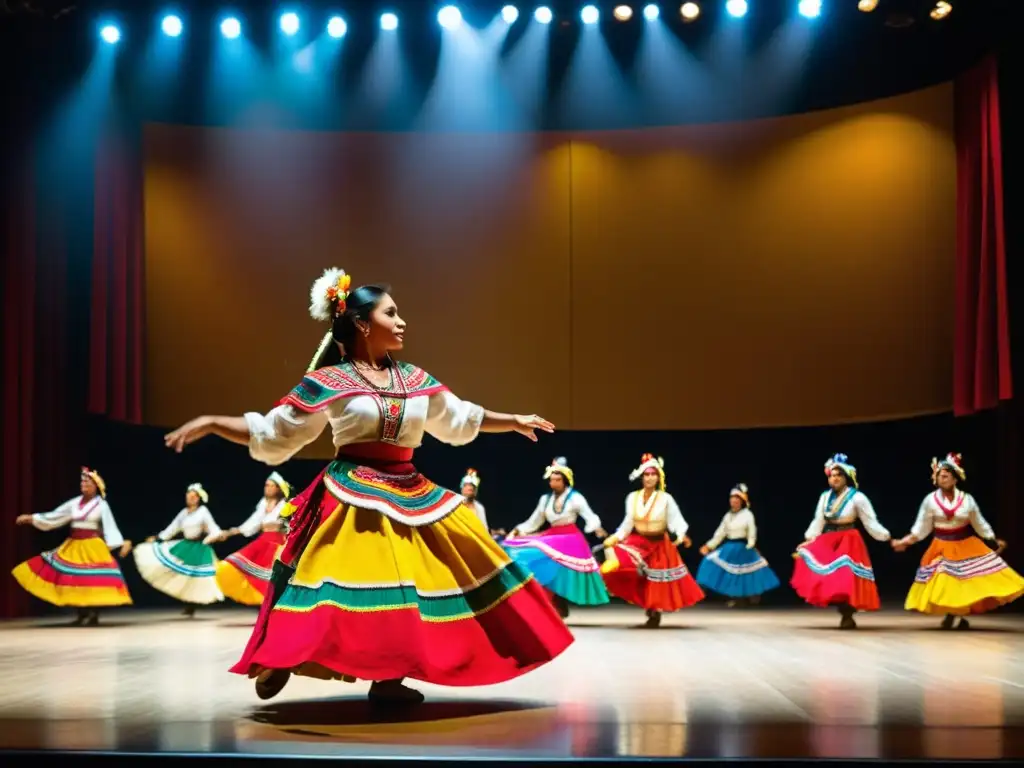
[
  {"left": 144, "top": 128, "right": 573, "bottom": 456},
  {"left": 569, "top": 84, "right": 955, "bottom": 429},
  {"left": 144, "top": 83, "right": 955, "bottom": 445}
]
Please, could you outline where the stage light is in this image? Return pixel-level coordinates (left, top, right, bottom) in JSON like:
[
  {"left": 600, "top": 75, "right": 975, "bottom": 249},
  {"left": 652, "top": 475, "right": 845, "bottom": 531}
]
[
  {"left": 502, "top": 5, "right": 520, "bottom": 23},
  {"left": 581, "top": 5, "right": 599, "bottom": 23},
  {"left": 857, "top": 0, "right": 878, "bottom": 11},
  {"left": 930, "top": 1, "right": 951, "bottom": 20},
  {"left": 680, "top": 2, "right": 700, "bottom": 21},
  {"left": 798, "top": 0, "right": 821, "bottom": 18},
  {"left": 614, "top": 5, "right": 633, "bottom": 21},
  {"left": 100, "top": 23, "right": 121, "bottom": 44},
  {"left": 534, "top": 6, "right": 553, "bottom": 23},
  {"left": 643, "top": 4, "right": 660, "bottom": 20},
  {"left": 280, "top": 12, "right": 300, "bottom": 35},
  {"left": 725, "top": 0, "right": 748, "bottom": 18},
  {"left": 380, "top": 12, "right": 399, "bottom": 30},
  {"left": 161, "top": 15, "right": 183, "bottom": 37},
  {"left": 220, "top": 17, "right": 241, "bottom": 38},
  {"left": 327, "top": 16, "right": 347, "bottom": 38},
  {"left": 438, "top": 5, "right": 463, "bottom": 28}
]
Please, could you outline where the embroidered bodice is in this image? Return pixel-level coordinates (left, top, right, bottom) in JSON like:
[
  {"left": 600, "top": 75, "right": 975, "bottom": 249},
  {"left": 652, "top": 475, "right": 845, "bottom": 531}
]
[
  {"left": 159, "top": 506, "right": 222, "bottom": 542},
  {"left": 31, "top": 495, "right": 125, "bottom": 548},
  {"left": 516, "top": 489, "right": 602, "bottom": 535},
  {"left": 237, "top": 498, "right": 288, "bottom": 537},
  {"left": 910, "top": 490, "right": 995, "bottom": 540},
  {"left": 805, "top": 488, "right": 890, "bottom": 542},
  {"left": 245, "top": 361, "right": 484, "bottom": 466},
  {"left": 705, "top": 509, "right": 757, "bottom": 550},
  {"left": 613, "top": 490, "right": 687, "bottom": 540}
]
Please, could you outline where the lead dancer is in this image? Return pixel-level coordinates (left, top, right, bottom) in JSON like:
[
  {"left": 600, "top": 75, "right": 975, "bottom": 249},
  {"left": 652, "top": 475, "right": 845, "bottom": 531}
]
[
  {"left": 503, "top": 457, "right": 610, "bottom": 618},
  {"left": 601, "top": 454, "right": 702, "bottom": 627},
  {"left": 893, "top": 453, "right": 1024, "bottom": 629},
  {"left": 791, "top": 453, "right": 891, "bottom": 629},
  {"left": 164, "top": 268, "right": 572, "bottom": 705}
]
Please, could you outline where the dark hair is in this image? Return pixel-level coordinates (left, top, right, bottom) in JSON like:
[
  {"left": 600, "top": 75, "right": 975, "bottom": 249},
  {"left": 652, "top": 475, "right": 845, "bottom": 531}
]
[{"left": 313, "top": 284, "right": 391, "bottom": 369}]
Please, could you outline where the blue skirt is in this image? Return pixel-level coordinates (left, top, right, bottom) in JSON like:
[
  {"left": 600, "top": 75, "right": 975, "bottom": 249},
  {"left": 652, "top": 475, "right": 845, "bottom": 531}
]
[{"left": 696, "top": 540, "right": 780, "bottom": 598}]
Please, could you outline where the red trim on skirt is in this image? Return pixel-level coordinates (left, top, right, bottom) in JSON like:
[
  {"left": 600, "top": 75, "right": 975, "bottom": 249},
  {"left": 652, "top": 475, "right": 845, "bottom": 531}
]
[
  {"left": 791, "top": 528, "right": 880, "bottom": 611},
  {"left": 603, "top": 532, "right": 704, "bottom": 611}
]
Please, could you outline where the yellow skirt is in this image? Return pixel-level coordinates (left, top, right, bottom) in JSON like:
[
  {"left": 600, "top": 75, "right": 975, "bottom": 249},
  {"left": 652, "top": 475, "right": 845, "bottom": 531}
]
[
  {"left": 905, "top": 535, "right": 1024, "bottom": 615},
  {"left": 12, "top": 535, "right": 132, "bottom": 608}
]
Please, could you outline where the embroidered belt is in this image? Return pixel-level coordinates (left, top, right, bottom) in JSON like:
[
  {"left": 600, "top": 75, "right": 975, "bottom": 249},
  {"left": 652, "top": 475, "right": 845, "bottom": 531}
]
[
  {"left": 823, "top": 523, "right": 855, "bottom": 533},
  {"left": 69, "top": 529, "right": 100, "bottom": 540},
  {"left": 934, "top": 526, "right": 972, "bottom": 541},
  {"left": 726, "top": 536, "right": 747, "bottom": 541}
]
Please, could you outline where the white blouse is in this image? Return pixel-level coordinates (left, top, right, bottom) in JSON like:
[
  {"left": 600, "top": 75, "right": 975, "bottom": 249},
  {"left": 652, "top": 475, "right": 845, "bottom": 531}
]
[
  {"left": 467, "top": 500, "right": 489, "bottom": 530},
  {"left": 613, "top": 491, "right": 688, "bottom": 541},
  {"left": 516, "top": 489, "right": 602, "bottom": 535},
  {"left": 158, "top": 506, "right": 222, "bottom": 543},
  {"left": 804, "top": 489, "right": 890, "bottom": 542},
  {"left": 909, "top": 490, "right": 995, "bottom": 540},
  {"left": 245, "top": 389, "right": 484, "bottom": 466},
  {"left": 31, "top": 495, "right": 125, "bottom": 549},
  {"left": 706, "top": 509, "right": 757, "bottom": 550},
  {"left": 236, "top": 498, "right": 288, "bottom": 537}
]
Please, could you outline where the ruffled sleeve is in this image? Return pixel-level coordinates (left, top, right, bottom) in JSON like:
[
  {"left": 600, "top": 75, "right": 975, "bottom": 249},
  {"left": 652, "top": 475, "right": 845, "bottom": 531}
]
[
  {"left": 245, "top": 405, "right": 330, "bottom": 466},
  {"left": 424, "top": 390, "right": 484, "bottom": 447},
  {"left": 31, "top": 498, "right": 76, "bottom": 531}
]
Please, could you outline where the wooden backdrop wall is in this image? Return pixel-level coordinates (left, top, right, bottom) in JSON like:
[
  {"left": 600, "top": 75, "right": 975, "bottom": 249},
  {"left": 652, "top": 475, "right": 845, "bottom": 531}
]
[{"left": 144, "top": 83, "right": 955, "bottom": 457}]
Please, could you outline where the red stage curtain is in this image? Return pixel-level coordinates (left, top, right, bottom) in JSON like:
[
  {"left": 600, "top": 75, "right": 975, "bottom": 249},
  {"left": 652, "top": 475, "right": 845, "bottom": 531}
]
[
  {"left": 89, "top": 130, "right": 145, "bottom": 424},
  {"left": 954, "top": 56, "right": 1012, "bottom": 415}
]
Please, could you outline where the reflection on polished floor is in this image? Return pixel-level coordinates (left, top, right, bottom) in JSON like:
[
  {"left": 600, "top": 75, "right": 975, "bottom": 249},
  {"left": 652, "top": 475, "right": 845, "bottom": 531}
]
[{"left": 1, "top": 605, "right": 1023, "bottom": 760}]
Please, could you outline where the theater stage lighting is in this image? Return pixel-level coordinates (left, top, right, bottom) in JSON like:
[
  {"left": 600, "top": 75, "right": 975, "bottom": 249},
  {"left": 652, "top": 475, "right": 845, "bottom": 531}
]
[
  {"left": 535, "top": 6, "right": 553, "bottom": 24},
  {"left": 220, "top": 17, "right": 241, "bottom": 39},
  {"left": 725, "top": 0, "right": 748, "bottom": 18},
  {"left": 327, "top": 16, "right": 347, "bottom": 38},
  {"left": 161, "top": 15, "right": 183, "bottom": 37},
  {"left": 438, "top": 6, "right": 463, "bottom": 28},
  {"left": 858, "top": 0, "right": 878, "bottom": 11},
  {"left": 930, "top": 2, "right": 952, "bottom": 20},
  {"left": 100, "top": 23, "right": 121, "bottom": 44},
  {"left": 644, "top": 4, "right": 660, "bottom": 20},
  {"left": 502, "top": 5, "right": 520, "bottom": 23},
  {"left": 798, "top": 0, "right": 821, "bottom": 19},
  {"left": 680, "top": 2, "right": 700, "bottom": 21},
  {"left": 280, "top": 12, "right": 300, "bottom": 35},
  {"left": 581, "top": 5, "right": 599, "bottom": 24},
  {"left": 381, "top": 12, "right": 399, "bottom": 30},
  {"left": 614, "top": 5, "right": 633, "bottom": 21}
]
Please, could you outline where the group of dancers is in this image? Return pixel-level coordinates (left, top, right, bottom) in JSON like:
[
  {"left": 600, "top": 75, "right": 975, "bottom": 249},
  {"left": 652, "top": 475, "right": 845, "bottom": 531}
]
[{"left": 10, "top": 266, "right": 1024, "bottom": 706}]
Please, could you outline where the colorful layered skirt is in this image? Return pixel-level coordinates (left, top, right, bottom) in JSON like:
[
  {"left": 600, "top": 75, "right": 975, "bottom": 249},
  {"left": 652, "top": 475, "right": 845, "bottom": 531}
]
[
  {"left": 11, "top": 529, "right": 132, "bottom": 607},
  {"left": 696, "top": 539, "right": 781, "bottom": 598},
  {"left": 133, "top": 539, "right": 224, "bottom": 605},
  {"left": 602, "top": 532, "right": 703, "bottom": 611},
  {"left": 231, "top": 449, "right": 573, "bottom": 686},
  {"left": 905, "top": 527, "right": 1024, "bottom": 615},
  {"left": 216, "top": 531, "right": 285, "bottom": 606},
  {"left": 791, "top": 526, "right": 880, "bottom": 611},
  {"left": 502, "top": 525, "right": 610, "bottom": 607}
]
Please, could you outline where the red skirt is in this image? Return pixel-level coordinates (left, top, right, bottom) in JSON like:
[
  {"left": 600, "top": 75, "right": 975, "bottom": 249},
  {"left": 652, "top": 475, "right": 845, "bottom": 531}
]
[
  {"left": 791, "top": 528, "right": 880, "bottom": 611},
  {"left": 603, "top": 533, "right": 704, "bottom": 611},
  {"left": 216, "top": 531, "right": 285, "bottom": 606}
]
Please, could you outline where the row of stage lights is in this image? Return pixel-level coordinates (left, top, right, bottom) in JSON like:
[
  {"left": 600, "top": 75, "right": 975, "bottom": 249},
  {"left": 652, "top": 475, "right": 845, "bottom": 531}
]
[{"left": 96, "top": 1, "right": 955, "bottom": 44}]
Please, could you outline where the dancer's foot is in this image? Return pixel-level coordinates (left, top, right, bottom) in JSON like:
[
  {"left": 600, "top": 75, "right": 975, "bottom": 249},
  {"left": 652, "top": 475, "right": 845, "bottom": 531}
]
[
  {"left": 940, "top": 614, "right": 956, "bottom": 630},
  {"left": 644, "top": 610, "right": 662, "bottom": 628},
  {"left": 748, "top": 595, "right": 761, "bottom": 606},
  {"left": 554, "top": 596, "right": 570, "bottom": 619},
  {"left": 182, "top": 606, "right": 196, "bottom": 618},
  {"left": 70, "top": 610, "right": 87, "bottom": 627},
  {"left": 839, "top": 614, "right": 857, "bottom": 630},
  {"left": 726, "top": 600, "right": 737, "bottom": 608},
  {"left": 368, "top": 679, "right": 425, "bottom": 706},
  {"left": 957, "top": 617, "right": 971, "bottom": 631},
  {"left": 84, "top": 610, "right": 100, "bottom": 627},
  {"left": 255, "top": 669, "right": 291, "bottom": 700}
]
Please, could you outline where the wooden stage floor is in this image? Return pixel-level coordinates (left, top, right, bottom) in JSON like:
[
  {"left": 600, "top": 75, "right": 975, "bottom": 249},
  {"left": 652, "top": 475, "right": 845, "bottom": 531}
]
[{"left": 1, "top": 605, "right": 1023, "bottom": 761}]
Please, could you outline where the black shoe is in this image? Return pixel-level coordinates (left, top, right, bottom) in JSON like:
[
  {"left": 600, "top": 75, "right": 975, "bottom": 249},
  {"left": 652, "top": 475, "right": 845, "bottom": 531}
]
[
  {"left": 255, "top": 669, "right": 291, "bottom": 700},
  {"left": 368, "top": 680, "right": 425, "bottom": 706},
  {"left": 957, "top": 617, "right": 971, "bottom": 631},
  {"left": 84, "top": 611, "right": 100, "bottom": 627},
  {"left": 941, "top": 614, "right": 956, "bottom": 630},
  {"left": 839, "top": 614, "right": 857, "bottom": 630},
  {"left": 182, "top": 606, "right": 196, "bottom": 618},
  {"left": 644, "top": 611, "right": 662, "bottom": 628}
]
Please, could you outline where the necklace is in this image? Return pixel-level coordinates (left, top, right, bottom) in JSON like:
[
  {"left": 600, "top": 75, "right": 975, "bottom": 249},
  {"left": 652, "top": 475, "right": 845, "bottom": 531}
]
[{"left": 348, "top": 361, "right": 407, "bottom": 443}]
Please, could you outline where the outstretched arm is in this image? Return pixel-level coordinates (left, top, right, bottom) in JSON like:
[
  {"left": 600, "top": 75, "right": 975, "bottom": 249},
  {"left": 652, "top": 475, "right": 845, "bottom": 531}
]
[
  {"left": 479, "top": 411, "right": 555, "bottom": 442},
  {"left": 165, "top": 415, "right": 250, "bottom": 451}
]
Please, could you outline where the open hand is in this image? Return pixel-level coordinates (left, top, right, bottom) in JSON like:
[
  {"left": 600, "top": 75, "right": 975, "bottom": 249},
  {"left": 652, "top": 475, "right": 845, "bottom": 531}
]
[
  {"left": 891, "top": 538, "right": 908, "bottom": 552},
  {"left": 165, "top": 416, "right": 214, "bottom": 453},
  {"left": 15, "top": 514, "right": 32, "bottom": 526},
  {"left": 145, "top": 535, "right": 157, "bottom": 543},
  {"left": 682, "top": 536, "right": 692, "bottom": 549},
  {"left": 995, "top": 538, "right": 1007, "bottom": 554},
  {"left": 512, "top": 414, "right": 555, "bottom": 442},
  {"left": 118, "top": 541, "right": 133, "bottom": 558},
  {"left": 699, "top": 545, "right": 709, "bottom": 556},
  {"left": 594, "top": 527, "right": 608, "bottom": 540}
]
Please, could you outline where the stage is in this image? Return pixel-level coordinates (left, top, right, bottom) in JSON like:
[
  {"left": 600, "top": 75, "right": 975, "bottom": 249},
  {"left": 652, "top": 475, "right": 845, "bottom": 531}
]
[{"left": 0, "top": 605, "right": 1022, "bottom": 763}]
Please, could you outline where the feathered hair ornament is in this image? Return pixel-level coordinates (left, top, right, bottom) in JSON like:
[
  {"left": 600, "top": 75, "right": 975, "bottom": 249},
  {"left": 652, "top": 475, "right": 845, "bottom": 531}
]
[
  {"left": 730, "top": 483, "right": 750, "bottom": 508},
  {"left": 629, "top": 453, "right": 666, "bottom": 490},
  {"left": 309, "top": 267, "right": 352, "bottom": 323},
  {"left": 931, "top": 452, "right": 966, "bottom": 485}
]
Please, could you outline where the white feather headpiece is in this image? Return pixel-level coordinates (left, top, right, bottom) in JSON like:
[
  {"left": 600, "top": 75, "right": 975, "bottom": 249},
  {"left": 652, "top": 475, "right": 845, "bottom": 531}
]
[{"left": 309, "top": 267, "right": 352, "bottom": 323}]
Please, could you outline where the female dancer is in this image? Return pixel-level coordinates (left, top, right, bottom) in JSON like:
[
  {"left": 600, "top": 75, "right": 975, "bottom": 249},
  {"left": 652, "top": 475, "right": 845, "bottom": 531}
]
[
  {"left": 12, "top": 467, "right": 132, "bottom": 625},
  {"left": 214, "top": 472, "right": 291, "bottom": 606},
  {"left": 791, "top": 454, "right": 891, "bottom": 629},
  {"left": 601, "top": 454, "right": 702, "bottom": 628},
  {"left": 133, "top": 483, "right": 225, "bottom": 616},
  {"left": 460, "top": 468, "right": 505, "bottom": 539},
  {"left": 163, "top": 268, "right": 571, "bottom": 705},
  {"left": 697, "top": 484, "right": 780, "bottom": 606},
  {"left": 503, "top": 457, "right": 610, "bottom": 618},
  {"left": 892, "top": 453, "right": 1024, "bottom": 629}
]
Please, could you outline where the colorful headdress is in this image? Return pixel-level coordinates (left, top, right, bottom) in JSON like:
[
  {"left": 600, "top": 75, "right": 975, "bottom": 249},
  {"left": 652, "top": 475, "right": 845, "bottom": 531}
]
[
  {"left": 544, "top": 457, "right": 575, "bottom": 487},
  {"left": 824, "top": 453, "right": 858, "bottom": 488},
  {"left": 307, "top": 267, "right": 353, "bottom": 372},
  {"left": 461, "top": 468, "right": 481, "bottom": 488},
  {"left": 187, "top": 483, "right": 209, "bottom": 504},
  {"left": 931, "top": 453, "right": 966, "bottom": 484},
  {"left": 81, "top": 467, "right": 106, "bottom": 499},
  {"left": 267, "top": 471, "right": 291, "bottom": 498},
  {"left": 629, "top": 453, "right": 666, "bottom": 491},
  {"left": 730, "top": 483, "right": 750, "bottom": 508}
]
